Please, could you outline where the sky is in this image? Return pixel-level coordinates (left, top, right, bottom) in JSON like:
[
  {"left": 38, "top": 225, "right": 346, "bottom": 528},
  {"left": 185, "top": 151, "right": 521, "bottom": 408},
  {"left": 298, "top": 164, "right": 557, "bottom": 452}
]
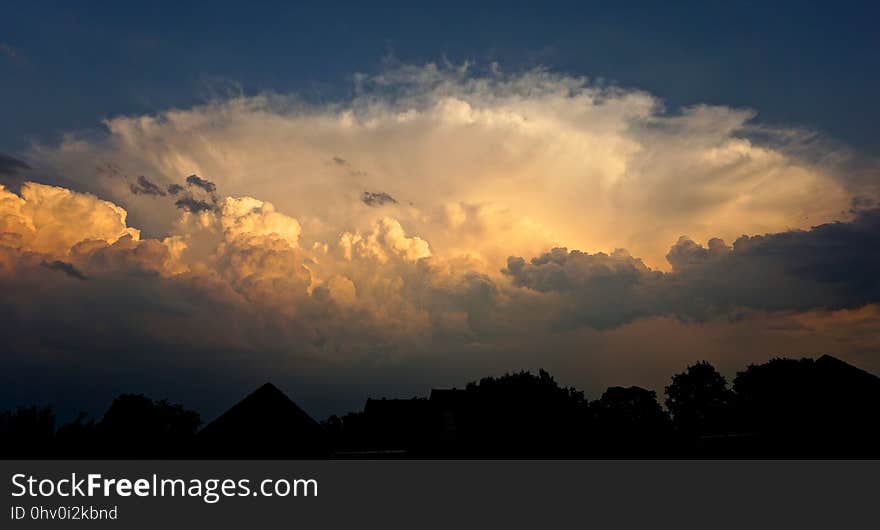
[{"left": 1, "top": 1, "right": 879, "bottom": 421}]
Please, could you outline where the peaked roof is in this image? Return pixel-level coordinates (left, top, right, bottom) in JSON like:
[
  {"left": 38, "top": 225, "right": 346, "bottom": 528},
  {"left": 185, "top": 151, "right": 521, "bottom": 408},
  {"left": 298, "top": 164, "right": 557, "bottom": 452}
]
[
  {"left": 814, "top": 354, "right": 880, "bottom": 389},
  {"left": 816, "top": 354, "right": 878, "bottom": 376},
  {"left": 200, "top": 383, "right": 322, "bottom": 435},
  {"left": 197, "top": 383, "right": 327, "bottom": 457}
]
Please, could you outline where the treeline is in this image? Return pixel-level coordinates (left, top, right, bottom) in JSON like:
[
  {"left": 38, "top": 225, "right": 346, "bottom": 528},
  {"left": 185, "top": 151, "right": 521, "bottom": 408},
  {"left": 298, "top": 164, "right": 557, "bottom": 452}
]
[
  {"left": 325, "top": 355, "right": 880, "bottom": 458},
  {"left": 0, "top": 394, "right": 200, "bottom": 458},
  {"left": 2, "top": 354, "right": 879, "bottom": 458}
]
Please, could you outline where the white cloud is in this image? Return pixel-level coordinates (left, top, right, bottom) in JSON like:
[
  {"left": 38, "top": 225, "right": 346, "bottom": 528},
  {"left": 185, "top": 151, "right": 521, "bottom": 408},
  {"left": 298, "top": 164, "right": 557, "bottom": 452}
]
[
  {"left": 2, "top": 63, "right": 878, "bottom": 415},
  {"left": 29, "top": 63, "right": 864, "bottom": 270}
]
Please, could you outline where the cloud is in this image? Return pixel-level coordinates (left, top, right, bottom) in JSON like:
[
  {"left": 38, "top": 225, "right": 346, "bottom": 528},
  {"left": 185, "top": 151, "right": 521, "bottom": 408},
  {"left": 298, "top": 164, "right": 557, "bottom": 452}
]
[
  {"left": 667, "top": 208, "right": 880, "bottom": 312},
  {"left": 340, "top": 217, "right": 430, "bottom": 263},
  {"left": 0, "top": 182, "right": 140, "bottom": 256},
  {"left": 331, "top": 156, "right": 368, "bottom": 177},
  {"left": 3, "top": 62, "right": 880, "bottom": 418},
  {"left": 361, "top": 191, "right": 398, "bottom": 207},
  {"left": 0, "top": 178, "right": 879, "bottom": 419},
  {"left": 28, "top": 63, "right": 868, "bottom": 269},
  {"left": 0, "top": 43, "right": 16, "bottom": 59},
  {"left": 174, "top": 196, "right": 216, "bottom": 213},
  {"left": 41, "top": 260, "right": 88, "bottom": 280},
  {"left": 218, "top": 195, "right": 301, "bottom": 247},
  {"left": 160, "top": 174, "right": 221, "bottom": 213},
  {"left": 0, "top": 153, "right": 29, "bottom": 175},
  {"left": 0, "top": 153, "right": 31, "bottom": 192},
  {"left": 503, "top": 208, "right": 880, "bottom": 328},
  {"left": 850, "top": 195, "right": 877, "bottom": 213},
  {"left": 185, "top": 174, "right": 217, "bottom": 194},
  {"left": 129, "top": 175, "right": 166, "bottom": 196}
]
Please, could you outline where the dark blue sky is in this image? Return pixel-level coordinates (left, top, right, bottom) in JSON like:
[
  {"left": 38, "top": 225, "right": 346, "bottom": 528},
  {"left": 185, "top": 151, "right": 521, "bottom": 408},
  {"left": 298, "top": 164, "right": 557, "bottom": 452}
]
[{"left": 1, "top": 1, "right": 878, "bottom": 155}]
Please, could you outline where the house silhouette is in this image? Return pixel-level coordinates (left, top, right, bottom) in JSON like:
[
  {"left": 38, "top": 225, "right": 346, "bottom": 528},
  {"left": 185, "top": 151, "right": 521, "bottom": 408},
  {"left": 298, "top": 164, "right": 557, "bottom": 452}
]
[
  {"left": 809, "top": 354, "right": 880, "bottom": 454},
  {"left": 701, "top": 354, "right": 880, "bottom": 457},
  {"left": 197, "top": 383, "right": 329, "bottom": 458},
  {"left": 361, "top": 397, "right": 432, "bottom": 453}
]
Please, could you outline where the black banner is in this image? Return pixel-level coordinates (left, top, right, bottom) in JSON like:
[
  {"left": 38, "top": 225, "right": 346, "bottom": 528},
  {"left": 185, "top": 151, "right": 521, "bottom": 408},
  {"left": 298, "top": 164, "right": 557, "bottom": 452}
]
[{"left": 2, "top": 460, "right": 877, "bottom": 528}]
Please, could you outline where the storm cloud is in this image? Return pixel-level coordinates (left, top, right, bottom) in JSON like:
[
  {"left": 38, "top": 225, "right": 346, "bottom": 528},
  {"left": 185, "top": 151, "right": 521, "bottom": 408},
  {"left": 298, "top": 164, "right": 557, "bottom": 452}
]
[
  {"left": 3, "top": 63, "right": 880, "bottom": 418},
  {"left": 504, "top": 208, "right": 880, "bottom": 328},
  {"left": 28, "top": 63, "right": 869, "bottom": 268}
]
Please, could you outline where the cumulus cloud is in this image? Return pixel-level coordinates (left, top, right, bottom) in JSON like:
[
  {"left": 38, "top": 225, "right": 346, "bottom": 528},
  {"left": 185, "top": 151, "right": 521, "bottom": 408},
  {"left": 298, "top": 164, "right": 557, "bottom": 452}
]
[
  {"left": 339, "top": 217, "right": 430, "bottom": 263},
  {"left": 1, "top": 176, "right": 879, "bottom": 418},
  {"left": 504, "top": 208, "right": 880, "bottom": 328},
  {"left": 219, "top": 196, "right": 301, "bottom": 247},
  {"left": 0, "top": 182, "right": 140, "bottom": 256},
  {"left": 3, "top": 62, "right": 880, "bottom": 417},
  {"left": 28, "top": 63, "right": 868, "bottom": 268}
]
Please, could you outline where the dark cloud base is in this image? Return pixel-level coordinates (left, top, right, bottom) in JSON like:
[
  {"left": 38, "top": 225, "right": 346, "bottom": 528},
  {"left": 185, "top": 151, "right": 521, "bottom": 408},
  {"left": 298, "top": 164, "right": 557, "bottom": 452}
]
[
  {"left": 2, "top": 198, "right": 879, "bottom": 422},
  {"left": 186, "top": 174, "right": 217, "bottom": 194},
  {"left": 124, "top": 173, "right": 220, "bottom": 213},
  {"left": 41, "top": 260, "right": 88, "bottom": 280},
  {"left": 129, "top": 175, "right": 167, "bottom": 196},
  {"left": 504, "top": 208, "right": 880, "bottom": 328},
  {"left": 362, "top": 191, "right": 398, "bottom": 207},
  {"left": 0, "top": 152, "right": 31, "bottom": 191}
]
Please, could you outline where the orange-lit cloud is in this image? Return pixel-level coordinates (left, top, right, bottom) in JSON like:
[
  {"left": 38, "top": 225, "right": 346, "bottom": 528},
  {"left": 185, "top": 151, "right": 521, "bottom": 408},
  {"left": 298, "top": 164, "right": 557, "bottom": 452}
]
[
  {"left": 2, "top": 63, "right": 879, "bottom": 415},
  {"left": 30, "top": 64, "right": 867, "bottom": 270}
]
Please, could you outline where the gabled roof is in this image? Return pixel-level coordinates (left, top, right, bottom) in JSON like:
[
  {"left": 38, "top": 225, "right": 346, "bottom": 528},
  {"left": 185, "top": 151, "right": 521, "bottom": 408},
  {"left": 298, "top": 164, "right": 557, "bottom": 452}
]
[
  {"left": 815, "top": 354, "right": 880, "bottom": 385},
  {"left": 198, "top": 383, "right": 327, "bottom": 458}
]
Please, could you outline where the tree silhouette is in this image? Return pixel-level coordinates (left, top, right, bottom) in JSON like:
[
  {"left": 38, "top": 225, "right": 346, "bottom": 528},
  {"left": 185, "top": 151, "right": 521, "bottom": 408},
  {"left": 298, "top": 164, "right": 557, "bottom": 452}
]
[
  {"left": 0, "top": 406, "right": 54, "bottom": 457},
  {"left": 665, "top": 361, "right": 733, "bottom": 435},
  {"left": 732, "top": 358, "right": 815, "bottom": 438},
  {"left": 591, "top": 386, "right": 670, "bottom": 455},
  {"left": 462, "top": 369, "right": 592, "bottom": 456},
  {"left": 55, "top": 413, "right": 98, "bottom": 458},
  {"left": 98, "top": 394, "right": 201, "bottom": 458}
]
